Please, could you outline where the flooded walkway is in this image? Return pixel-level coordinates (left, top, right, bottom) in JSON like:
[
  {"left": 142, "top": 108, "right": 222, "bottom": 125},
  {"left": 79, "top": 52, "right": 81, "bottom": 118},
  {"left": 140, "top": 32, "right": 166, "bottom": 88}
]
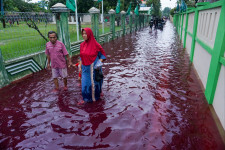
[{"left": 0, "top": 22, "right": 224, "bottom": 149}]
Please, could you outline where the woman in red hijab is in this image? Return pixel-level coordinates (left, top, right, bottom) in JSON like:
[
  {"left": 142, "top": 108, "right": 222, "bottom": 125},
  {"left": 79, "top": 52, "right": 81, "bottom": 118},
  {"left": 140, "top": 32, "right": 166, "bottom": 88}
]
[{"left": 79, "top": 28, "right": 106, "bottom": 104}]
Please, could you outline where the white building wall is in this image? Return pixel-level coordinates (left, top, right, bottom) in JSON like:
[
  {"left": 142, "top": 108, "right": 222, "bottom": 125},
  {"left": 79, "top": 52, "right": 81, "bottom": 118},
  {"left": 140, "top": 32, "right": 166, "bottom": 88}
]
[
  {"left": 193, "top": 42, "right": 211, "bottom": 88},
  {"left": 82, "top": 15, "right": 91, "bottom": 23},
  {"left": 182, "top": 29, "right": 185, "bottom": 42},
  {"left": 180, "top": 15, "right": 182, "bottom": 34},
  {"left": 197, "top": 7, "right": 221, "bottom": 49},
  {"left": 213, "top": 65, "right": 225, "bottom": 129},
  {"left": 186, "top": 34, "right": 192, "bottom": 55},
  {"left": 182, "top": 14, "right": 186, "bottom": 42},
  {"left": 187, "top": 12, "right": 195, "bottom": 34},
  {"left": 68, "top": 15, "right": 91, "bottom": 24},
  {"left": 189, "top": 6, "right": 224, "bottom": 130}
]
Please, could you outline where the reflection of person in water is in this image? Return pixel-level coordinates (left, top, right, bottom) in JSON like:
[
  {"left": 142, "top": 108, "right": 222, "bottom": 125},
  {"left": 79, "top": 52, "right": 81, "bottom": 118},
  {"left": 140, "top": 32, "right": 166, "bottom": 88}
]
[
  {"left": 57, "top": 95, "right": 108, "bottom": 140},
  {"left": 85, "top": 101, "right": 108, "bottom": 136}
]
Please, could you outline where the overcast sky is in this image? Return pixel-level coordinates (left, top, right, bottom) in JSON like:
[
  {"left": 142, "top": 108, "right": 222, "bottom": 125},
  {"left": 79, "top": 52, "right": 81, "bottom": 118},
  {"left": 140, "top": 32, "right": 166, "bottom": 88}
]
[
  {"left": 161, "top": 0, "right": 177, "bottom": 9},
  {"left": 30, "top": 0, "right": 177, "bottom": 10}
]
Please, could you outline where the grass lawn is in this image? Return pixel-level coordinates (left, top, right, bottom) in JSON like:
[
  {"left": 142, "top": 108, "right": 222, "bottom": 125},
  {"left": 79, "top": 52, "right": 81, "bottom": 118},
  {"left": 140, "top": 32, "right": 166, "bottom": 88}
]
[{"left": 0, "top": 22, "right": 122, "bottom": 61}]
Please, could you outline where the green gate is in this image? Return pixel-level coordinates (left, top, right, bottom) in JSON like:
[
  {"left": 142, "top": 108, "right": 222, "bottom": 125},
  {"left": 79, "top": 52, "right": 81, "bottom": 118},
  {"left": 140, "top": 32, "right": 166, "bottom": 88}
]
[{"left": 0, "top": 48, "right": 9, "bottom": 88}]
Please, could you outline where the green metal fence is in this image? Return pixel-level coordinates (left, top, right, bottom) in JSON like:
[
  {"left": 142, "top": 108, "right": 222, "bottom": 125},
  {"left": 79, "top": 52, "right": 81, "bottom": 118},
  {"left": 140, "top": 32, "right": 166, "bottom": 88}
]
[
  {"left": 0, "top": 48, "right": 9, "bottom": 88},
  {"left": 173, "top": 1, "right": 225, "bottom": 104},
  {"left": 0, "top": 7, "right": 150, "bottom": 88}
]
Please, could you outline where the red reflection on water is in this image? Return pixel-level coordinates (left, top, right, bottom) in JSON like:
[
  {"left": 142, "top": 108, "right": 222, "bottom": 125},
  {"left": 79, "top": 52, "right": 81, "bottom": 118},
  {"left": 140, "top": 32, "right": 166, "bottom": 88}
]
[{"left": 0, "top": 22, "right": 224, "bottom": 149}]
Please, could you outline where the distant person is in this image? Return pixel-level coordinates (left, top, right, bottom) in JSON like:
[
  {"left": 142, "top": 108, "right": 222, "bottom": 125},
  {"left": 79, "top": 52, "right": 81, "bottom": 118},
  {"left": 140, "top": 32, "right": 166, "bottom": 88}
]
[
  {"left": 9, "top": 20, "right": 12, "bottom": 26},
  {"left": 158, "top": 19, "right": 163, "bottom": 30},
  {"left": 45, "top": 31, "right": 72, "bottom": 92},
  {"left": 161, "top": 18, "right": 165, "bottom": 25},
  {"left": 154, "top": 18, "right": 158, "bottom": 29},
  {"left": 78, "top": 28, "right": 106, "bottom": 105},
  {"left": 149, "top": 19, "right": 154, "bottom": 32}
]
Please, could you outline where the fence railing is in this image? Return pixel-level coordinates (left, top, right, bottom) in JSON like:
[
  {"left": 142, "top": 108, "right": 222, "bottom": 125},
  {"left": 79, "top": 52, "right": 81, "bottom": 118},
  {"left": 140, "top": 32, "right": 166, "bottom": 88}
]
[
  {"left": 173, "top": 0, "right": 225, "bottom": 130},
  {"left": 0, "top": 48, "right": 9, "bottom": 88},
  {"left": 0, "top": 8, "right": 150, "bottom": 89},
  {"left": 1, "top": 11, "right": 148, "bottom": 61}
]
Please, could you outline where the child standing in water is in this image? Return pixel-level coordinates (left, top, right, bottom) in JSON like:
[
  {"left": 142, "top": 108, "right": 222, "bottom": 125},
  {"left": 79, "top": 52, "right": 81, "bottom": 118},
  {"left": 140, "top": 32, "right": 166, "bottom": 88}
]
[{"left": 73, "top": 57, "right": 82, "bottom": 81}]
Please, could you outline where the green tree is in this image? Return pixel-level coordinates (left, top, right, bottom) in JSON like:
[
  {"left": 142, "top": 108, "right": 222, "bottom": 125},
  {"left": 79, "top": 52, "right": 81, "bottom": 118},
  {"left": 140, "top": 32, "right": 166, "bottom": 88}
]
[
  {"left": 104, "top": 0, "right": 117, "bottom": 13},
  {"left": 1, "top": 0, "right": 15, "bottom": 11},
  {"left": 78, "top": 0, "right": 94, "bottom": 13},
  {"left": 38, "top": 0, "right": 48, "bottom": 10},
  {"left": 146, "top": 0, "right": 161, "bottom": 17},
  {"left": 146, "top": 0, "right": 153, "bottom": 6},
  {"left": 85, "top": 0, "right": 141, "bottom": 14},
  {"left": 2, "top": 0, "right": 47, "bottom": 12},
  {"left": 122, "top": 0, "right": 141, "bottom": 11},
  {"left": 14, "top": 0, "right": 33, "bottom": 12},
  {"left": 162, "top": 7, "right": 171, "bottom": 17},
  {"left": 170, "top": 7, "right": 176, "bottom": 17},
  {"left": 177, "top": 0, "right": 196, "bottom": 8},
  {"left": 94, "top": 0, "right": 136, "bottom": 14}
]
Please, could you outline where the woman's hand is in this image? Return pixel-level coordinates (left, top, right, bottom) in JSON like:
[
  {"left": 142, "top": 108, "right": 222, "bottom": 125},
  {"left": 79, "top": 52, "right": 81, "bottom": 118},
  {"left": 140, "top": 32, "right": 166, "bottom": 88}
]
[{"left": 100, "top": 59, "right": 103, "bottom": 62}]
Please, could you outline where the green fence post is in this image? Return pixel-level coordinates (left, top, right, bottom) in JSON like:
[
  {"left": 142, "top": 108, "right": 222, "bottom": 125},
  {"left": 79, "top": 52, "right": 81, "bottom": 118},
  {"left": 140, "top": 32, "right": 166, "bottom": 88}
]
[
  {"left": 143, "top": 15, "right": 145, "bottom": 28},
  {"left": 174, "top": 13, "right": 178, "bottom": 28},
  {"left": 147, "top": 15, "right": 149, "bottom": 27},
  {"left": 190, "top": 8, "right": 199, "bottom": 62},
  {"left": 143, "top": 15, "right": 145, "bottom": 27},
  {"left": 89, "top": 7, "right": 100, "bottom": 42},
  {"left": 205, "top": 2, "right": 225, "bottom": 104},
  {"left": 51, "top": 3, "right": 71, "bottom": 55},
  {"left": 183, "top": 12, "right": 189, "bottom": 48},
  {"left": 109, "top": 9, "right": 115, "bottom": 40},
  {"left": 144, "top": 14, "right": 147, "bottom": 27},
  {"left": 120, "top": 11, "right": 126, "bottom": 36},
  {"left": 179, "top": 13, "right": 181, "bottom": 34},
  {"left": 139, "top": 15, "right": 142, "bottom": 29},
  {"left": 176, "top": 14, "right": 179, "bottom": 27},
  {"left": 173, "top": 14, "right": 176, "bottom": 26},
  {"left": 175, "top": 14, "right": 178, "bottom": 27},
  {"left": 175, "top": 14, "right": 178, "bottom": 32},
  {"left": 180, "top": 13, "right": 184, "bottom": 40},
  {"left": 146, "top": 15, "right": 148, "bottom": 27},
  {"left": 142, "top": 15, "right": 144, "bottom": 28},
  {"left": 129, "top": 12, "right": 133, "bottom": 33},
  {"left": 135, "top": 14, "right": 138, "bottom": 31},
  {"left": 0, "top": 49, "right": 9, "bottom": 88},
  {"left": 178, "top": 13, "right": 181, "bottom": 34}
]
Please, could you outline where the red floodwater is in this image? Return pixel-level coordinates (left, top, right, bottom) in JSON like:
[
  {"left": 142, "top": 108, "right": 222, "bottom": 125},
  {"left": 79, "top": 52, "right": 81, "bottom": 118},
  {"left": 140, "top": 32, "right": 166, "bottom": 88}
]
[{"left": 0, "top": 22, "right": 224, "bottom": 150}]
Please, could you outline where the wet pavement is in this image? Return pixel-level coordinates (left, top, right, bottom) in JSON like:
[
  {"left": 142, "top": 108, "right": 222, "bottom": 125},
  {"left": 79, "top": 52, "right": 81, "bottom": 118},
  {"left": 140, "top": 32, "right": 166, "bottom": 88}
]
[{"left": 0, "top": 21, "right": 225, "bottom": 150}]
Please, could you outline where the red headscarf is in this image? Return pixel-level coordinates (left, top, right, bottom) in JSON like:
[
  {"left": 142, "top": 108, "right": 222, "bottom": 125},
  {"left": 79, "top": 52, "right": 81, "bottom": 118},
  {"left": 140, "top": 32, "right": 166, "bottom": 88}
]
[{"left": 80, "top": 28, "right": 106, "bottom": 66}]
